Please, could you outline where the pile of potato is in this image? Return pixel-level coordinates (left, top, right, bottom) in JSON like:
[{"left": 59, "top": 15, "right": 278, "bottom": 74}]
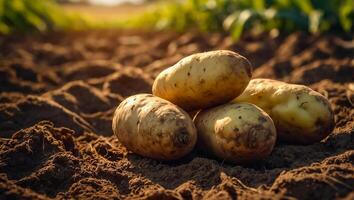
[{"left": 112, "top": 50, "right": 334, "bottom": 164}]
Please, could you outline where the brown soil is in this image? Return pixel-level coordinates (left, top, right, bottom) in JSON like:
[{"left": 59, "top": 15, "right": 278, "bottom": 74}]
[{"left": 0, "top": 30, "right": 353, "bottom": 200}]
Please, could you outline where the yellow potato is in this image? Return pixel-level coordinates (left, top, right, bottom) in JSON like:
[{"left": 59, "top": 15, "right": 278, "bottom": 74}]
[
  {"left": 112, "top": 94, "right": 197, "bottom": 160},
  {"left": 153, "top": 50, "right": 252, "bottom": 111},
  {"left": 233, "top": 79, "right": 334, "bottom": 144},
  {"left": 194, "top": 103, "right": 276, "bottom": 164}
]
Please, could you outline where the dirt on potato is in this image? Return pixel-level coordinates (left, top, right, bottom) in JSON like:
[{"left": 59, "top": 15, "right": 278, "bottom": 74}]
[{"left": 0, "top": 30, "right": 353, "bottom": 200}]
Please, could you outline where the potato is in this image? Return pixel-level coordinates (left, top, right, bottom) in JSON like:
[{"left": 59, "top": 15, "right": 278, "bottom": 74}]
[
  {"left": 194, "top": 103, "right": 276, "bottom": 164},
  {"left": 233, "top": 79, "right": 334, "bottom": 144},
  {"left": 152, "top": 50, "right": 252, "bottom": 111},
  {"left": 112, "top": 94, "right": 197, "bottom": 160}
]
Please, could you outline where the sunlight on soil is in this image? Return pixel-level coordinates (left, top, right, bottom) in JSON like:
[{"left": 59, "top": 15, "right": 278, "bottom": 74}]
[
  {"left": 88, "top": 0, "right": 144, "bottom": 6},
  {"left": 62, "top": 2, "right": 151, "bottom": 20}
]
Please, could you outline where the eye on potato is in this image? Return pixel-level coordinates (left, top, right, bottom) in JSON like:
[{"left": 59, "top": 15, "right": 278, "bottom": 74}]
[
  {"left": 152, "top": 50, "right": 252, "bottom": 111},
  {"left": 194, "top": 103, "right": 276, "bottom": 164},
  {"left": 112, "top": 94, "right": 197, "bottom": 160},
  {"left": 233, "top": 78, "right": 334, "bottom": 144}
]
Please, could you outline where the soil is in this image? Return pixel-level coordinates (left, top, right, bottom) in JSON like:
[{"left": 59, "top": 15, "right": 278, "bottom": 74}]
[{"left": 0, "top": 30, "right": 353, "bottom": 200}]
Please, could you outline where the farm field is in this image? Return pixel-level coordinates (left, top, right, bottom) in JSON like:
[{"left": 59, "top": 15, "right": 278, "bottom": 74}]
[{"left": 0, "top": 29, "right": 353, "bottom": 199}]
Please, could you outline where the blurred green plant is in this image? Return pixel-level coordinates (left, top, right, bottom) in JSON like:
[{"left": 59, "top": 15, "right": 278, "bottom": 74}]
[
  {"left": 0, "top": 0, "right": 87, "bottom": 34},
  {"left": 1, "top": 0, "right": 352, "bottom": 37},
  {"left": 131, "top": 0, "right": 354, "bottom": 39}
]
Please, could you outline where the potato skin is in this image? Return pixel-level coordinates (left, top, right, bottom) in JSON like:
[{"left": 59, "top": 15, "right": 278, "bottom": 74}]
[
  {"left": 194, "top": 103, "right": 276, "bottom": 164},
  {"left": 233, "top": 79, "right": 334, "bottom": 144},
  {"left": 112, "top": 94, "right": 197, "bottom": 160},
  {"left": 152, "top": 50, "right": 252, "bottom": 111}
]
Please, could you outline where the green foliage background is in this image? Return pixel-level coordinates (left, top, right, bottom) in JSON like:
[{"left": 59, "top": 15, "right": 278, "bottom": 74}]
[
  {"left": 0, "top": 0, "right": 353, "bottom": 39},
  {"left": 0, "top": 0, "right": 85, "bottom": 34},
  {"left": 132, "top": 0, "right": 354, "bottom": 39}
]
